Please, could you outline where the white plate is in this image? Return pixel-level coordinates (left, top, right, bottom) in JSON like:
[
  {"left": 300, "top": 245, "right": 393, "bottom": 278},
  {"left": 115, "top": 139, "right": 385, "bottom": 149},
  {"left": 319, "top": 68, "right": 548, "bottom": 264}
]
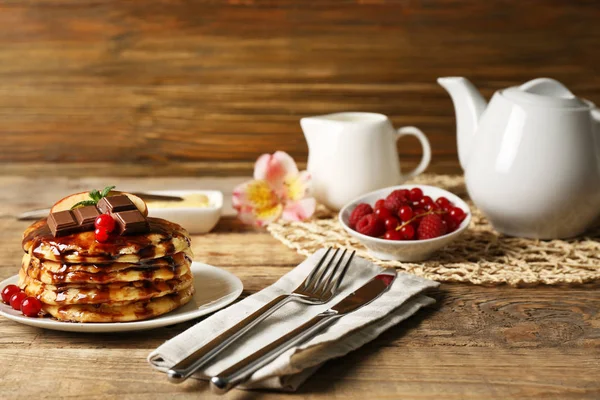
[
  {"left": 146, "top": 190, "right": 223, "bottom": 234},
  {"left": 0, "top": 262, "right": 243, "bottom": 333}
]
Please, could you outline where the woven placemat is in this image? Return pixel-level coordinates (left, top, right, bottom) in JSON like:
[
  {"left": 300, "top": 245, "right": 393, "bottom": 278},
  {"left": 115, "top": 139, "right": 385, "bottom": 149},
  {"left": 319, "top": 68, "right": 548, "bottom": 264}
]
[{"left": 267, "top": 174, "right": 600, "bottom": 286}]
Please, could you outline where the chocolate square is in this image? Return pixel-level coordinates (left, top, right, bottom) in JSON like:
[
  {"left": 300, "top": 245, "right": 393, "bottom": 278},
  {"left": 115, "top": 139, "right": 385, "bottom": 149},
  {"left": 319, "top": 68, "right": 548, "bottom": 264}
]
[
  {"left": 114, "top": 209, "right": 149, "bottom": 235},
  {"left": 72, "top": 205, "right": 100, "bottom": 229},
  {"left": 97, "top": 195, "right": 136, "bottom": 214},
  {"left": 48, "top": 210, "right": 79, "bottom": 237}
]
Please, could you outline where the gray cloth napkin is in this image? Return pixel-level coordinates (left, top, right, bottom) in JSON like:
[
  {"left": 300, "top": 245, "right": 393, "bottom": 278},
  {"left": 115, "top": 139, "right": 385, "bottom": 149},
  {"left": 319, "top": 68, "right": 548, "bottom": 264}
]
[{"left": 148, "top": 249, "right": 439, "bottom": 391}]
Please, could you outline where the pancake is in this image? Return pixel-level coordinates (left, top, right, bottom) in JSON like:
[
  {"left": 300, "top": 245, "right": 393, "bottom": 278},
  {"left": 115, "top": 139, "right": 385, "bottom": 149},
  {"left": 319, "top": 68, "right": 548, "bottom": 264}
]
[
  {"left": 18, "top": 269, "right": 194, "bottom": 306},
  {"left": 19, "top": 197, "right": 196, "bottom": 323},
  {"left": 22, "top": 217, "right": 191, "bottom": 264},
  {"left": 22, "top": 252, "right": 192, "bottom": 284},
  {"left": 42, "top": 286, "right": 195, "bottom": 323}
]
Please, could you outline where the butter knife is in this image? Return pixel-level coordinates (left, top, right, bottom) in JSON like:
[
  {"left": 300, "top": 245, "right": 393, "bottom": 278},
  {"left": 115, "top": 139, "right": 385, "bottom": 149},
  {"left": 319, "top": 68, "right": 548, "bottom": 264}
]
[
  {"left": 16, "top": 192, "right": 184, "bottom": 220},
  {"left": 210, "top": 268, "right": 397, "bottom": 394}
]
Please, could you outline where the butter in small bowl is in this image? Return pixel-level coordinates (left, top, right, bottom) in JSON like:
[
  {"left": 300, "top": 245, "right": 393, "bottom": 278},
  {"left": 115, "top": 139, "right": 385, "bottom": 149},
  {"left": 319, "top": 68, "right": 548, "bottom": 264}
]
[
  {"left": 145, "top": 191, "right": 223, "bottom": 234},
  {"left": 147, "top": 193, "right": 211, "bottom": 209}
]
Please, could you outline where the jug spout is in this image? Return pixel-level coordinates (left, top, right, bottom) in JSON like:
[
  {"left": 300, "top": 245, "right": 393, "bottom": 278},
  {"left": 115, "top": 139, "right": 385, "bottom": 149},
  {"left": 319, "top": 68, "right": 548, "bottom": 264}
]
[
  {"left": 301, "top": 112, "right": 379, "bottom": 150},
  {"left": 299, "top": 116, "right": 326, "bottom": 150},
  {"left": 438, "top": 77, "right": 488, "bottom": 170}
]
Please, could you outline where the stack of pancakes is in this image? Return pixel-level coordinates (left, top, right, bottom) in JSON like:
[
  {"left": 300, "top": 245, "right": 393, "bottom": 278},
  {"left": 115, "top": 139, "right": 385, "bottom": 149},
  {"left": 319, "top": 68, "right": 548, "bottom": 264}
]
[{"left": 18, "top": 217, "right": 194, "bottom": 323}]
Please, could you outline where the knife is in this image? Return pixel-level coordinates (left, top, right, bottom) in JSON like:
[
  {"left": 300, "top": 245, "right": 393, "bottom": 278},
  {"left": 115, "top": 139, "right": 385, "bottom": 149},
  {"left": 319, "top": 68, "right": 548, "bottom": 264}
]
[
  {"left": 16, "top": 192, "right": 185, "bottom": 220},
  {"left": 209, "top": 268, "right": 397, "bottom": 394}
]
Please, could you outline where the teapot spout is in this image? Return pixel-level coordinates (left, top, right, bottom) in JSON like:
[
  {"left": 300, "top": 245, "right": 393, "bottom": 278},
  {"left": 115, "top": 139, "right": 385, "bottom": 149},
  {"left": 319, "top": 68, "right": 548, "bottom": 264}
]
[{"left": 438, "top": 77, "right": 488, "bottom": 170}]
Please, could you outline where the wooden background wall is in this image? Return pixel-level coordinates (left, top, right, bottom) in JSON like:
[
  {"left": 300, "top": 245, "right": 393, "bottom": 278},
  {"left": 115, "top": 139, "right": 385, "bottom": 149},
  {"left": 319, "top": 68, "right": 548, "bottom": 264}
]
[{"left": 1, "top": 0, "right": 599, "bottom": 175}]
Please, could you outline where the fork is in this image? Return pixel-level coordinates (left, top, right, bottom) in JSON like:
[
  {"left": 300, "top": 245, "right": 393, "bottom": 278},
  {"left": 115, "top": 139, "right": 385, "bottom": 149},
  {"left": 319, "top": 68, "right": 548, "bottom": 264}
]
[{"left": 167, "top": 247, "right": 355, "bottom": 383}]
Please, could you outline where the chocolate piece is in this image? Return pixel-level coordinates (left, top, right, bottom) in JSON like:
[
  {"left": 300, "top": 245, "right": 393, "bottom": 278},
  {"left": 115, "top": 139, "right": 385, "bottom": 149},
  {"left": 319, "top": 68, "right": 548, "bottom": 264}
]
[
  {"left": 72, "top": 205, "right": 100, "bottom": 229},
  {"left": 47, "top": 210, "right": 79, "bottom": 237},
  {"left": 97, "top": 195, "right": 136, "bottom": 214},
  {"left": 114, "top": 209, "right": 149, "bottom": 235}
]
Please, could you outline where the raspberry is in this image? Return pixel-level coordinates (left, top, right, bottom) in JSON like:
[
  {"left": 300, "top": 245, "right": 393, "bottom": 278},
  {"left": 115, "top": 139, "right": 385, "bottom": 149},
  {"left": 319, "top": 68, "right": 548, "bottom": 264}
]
[
  {"left": 349, "top": 203, "right": 373, "bottom": 228},
  {"left": 417, "top": 214, "right": 447, "bottom": 240},
  {"left": 355, "top": 214, "right": 385, "bottom": 237},
  {"left": 384, "top": 190, "right": 408, "bottom": 213}
]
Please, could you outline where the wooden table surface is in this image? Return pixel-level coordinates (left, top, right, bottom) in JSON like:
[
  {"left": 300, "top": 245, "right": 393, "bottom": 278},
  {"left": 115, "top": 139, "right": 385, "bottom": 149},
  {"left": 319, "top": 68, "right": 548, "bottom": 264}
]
[{"left": 0, "top": 173, "right": 599, "bottom": 400}]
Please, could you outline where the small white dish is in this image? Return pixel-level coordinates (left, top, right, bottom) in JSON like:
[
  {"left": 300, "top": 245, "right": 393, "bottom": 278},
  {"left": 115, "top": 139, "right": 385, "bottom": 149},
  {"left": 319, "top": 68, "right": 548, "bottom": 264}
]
[
  {"left": 146, "top": 190, "right": 223, "bottom": 234},
  {"left": 339, "top": 184, "right": 471, "bottom": 262},
  {"left": 0, "top": 261, "right": 243, "bottom": 333}
]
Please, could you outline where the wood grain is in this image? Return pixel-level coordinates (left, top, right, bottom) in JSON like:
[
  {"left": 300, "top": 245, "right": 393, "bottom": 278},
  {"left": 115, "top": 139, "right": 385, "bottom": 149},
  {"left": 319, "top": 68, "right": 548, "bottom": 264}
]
[
  {"left": 1, "top": 0, "right": 599, "bottom": 168},
  {"left": 0, "top": 158, "right": 464, "bottom": 177},
  {"left": 0, "top": 173, "right": 599, "bottom": 399}
]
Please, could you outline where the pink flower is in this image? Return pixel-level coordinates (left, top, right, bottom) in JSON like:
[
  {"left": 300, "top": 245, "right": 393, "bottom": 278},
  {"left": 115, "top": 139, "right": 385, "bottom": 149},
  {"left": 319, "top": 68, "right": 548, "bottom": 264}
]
[{"left": 233, "top": 151, "right": 316, "bottom": 227}]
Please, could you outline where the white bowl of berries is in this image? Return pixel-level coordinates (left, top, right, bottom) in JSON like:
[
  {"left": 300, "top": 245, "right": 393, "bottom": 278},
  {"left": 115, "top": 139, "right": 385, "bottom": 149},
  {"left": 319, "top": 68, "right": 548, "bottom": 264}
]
[{"left": 339, "top": 185, "right": 471, "bottom": 262}]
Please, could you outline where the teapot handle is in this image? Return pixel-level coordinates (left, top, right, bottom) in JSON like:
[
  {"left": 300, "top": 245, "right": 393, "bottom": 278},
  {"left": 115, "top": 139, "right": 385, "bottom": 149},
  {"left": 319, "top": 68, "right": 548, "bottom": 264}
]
[
  {"left": 592, "top": 107, "right": 600, "bottom": 124},
  {"left": 395, "top": 126, "right": 431, "bottom": 180}
]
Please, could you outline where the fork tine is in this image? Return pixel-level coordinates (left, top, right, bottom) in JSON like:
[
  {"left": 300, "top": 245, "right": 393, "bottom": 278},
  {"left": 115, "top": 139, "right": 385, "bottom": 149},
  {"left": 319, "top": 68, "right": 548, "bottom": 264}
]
[
  {"left": 301, "top": 247, "right": 333, "bottom": 290},
  {"left": 317, "top": 249, "right": 347, "bottom": 296},
  {"left": 306, "top": 248, "right": 339, "bottom": 291},
  {"left": 328, "top": 250, "right": 355, "bottom": 295}
]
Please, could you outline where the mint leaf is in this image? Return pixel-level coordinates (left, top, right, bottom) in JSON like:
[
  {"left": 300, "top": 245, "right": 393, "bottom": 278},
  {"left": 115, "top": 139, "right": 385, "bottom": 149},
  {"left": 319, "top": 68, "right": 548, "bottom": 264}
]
[
  {"left": 100, "top": 185, "right": 116, "bottom": 199},
  {"left": 70, "top": 200, "right": 98, "bottom": 210},
  {"left": 89, "top": 190, "right": 101, "bottom": 202},
  {"left": 69, "top": 185, "right": 116, "bottom": 209}
]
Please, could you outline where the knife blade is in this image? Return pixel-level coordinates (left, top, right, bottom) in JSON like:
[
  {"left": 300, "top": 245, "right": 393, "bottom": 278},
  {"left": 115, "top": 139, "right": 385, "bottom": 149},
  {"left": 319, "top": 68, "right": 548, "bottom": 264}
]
[
  {"left": 15, "top": 192, "right": 185, "bottom": 220},
  {"left": 209, "top": 268, "right": 397, "bottom": 394}
]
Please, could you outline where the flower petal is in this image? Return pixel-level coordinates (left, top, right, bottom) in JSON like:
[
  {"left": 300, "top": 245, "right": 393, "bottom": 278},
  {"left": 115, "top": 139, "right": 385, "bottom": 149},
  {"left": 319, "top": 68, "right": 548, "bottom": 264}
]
[
  {"left": 280, "top": 170, "right": 311, "bottom": 202},
  {"left": 282, "top": 197, "right": 317, "bottom": 222},
  {"left": 238, "top": 203, "right": 283, "bottom": 227},
  {"left": 253, "top": 151, "right": 299, "bottom": 189},
  {"left": 232, "top": 179, "right": 283, "bottom": 226}
]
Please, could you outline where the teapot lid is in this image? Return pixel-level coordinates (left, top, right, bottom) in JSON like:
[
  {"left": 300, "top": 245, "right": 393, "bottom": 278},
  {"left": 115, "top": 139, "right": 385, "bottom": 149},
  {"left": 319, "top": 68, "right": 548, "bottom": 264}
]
[{"left": 502, "top": 78, "right": 588, "bottom": 109}]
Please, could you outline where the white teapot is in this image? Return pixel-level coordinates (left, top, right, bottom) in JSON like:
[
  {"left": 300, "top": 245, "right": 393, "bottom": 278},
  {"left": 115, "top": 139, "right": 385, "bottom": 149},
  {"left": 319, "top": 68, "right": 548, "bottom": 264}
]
[{"left": 438, "top": 77, "right": 600, "bottom": 239}]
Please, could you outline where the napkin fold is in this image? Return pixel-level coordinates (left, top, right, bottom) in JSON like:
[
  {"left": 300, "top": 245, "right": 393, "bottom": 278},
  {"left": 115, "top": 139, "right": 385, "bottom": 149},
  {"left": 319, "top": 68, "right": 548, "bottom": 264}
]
[{"left": 148, "top": 249, "right": 439, "bottom": 391}]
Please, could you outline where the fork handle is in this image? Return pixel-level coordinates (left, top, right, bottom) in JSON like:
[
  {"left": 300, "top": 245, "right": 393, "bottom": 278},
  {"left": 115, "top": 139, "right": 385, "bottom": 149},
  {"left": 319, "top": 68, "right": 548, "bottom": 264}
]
[
  {"left": 167, "top": 294, "right": 291, "bottom": 383},
  {"left": 210, "top": 311, "right": 339, "bottom": 394}
]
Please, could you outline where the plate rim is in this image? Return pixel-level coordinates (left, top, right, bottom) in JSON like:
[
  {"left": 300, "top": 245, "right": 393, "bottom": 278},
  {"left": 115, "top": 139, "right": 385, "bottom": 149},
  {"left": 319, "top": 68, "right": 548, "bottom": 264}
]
[{"left": 0, "top": 261, "right": 243, "bottom": 333}]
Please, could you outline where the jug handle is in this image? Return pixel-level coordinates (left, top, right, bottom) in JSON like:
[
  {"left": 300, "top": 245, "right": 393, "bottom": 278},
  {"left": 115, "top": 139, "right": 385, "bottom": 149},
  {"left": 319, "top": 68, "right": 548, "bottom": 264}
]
[{"left": 396, "top": 126, "right": 431, "bottom": 180}]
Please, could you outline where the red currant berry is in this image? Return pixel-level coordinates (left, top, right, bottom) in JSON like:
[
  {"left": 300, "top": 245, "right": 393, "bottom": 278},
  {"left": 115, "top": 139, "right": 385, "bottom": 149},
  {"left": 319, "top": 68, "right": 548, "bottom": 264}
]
[
  {"left": 413, "top": 209, "right": 425, "bottom": 225},
  {"left": 374, "top": 206, "right": 393, "bottom": 220},
  {"left": 398, "top": 189, "right": 410, "bottom": 199},
  {"left": 9, "top": 291, "right": 27, "bottom": 310},
  {"left": 411, "top": 220, "right": 421, "bottom": 232},
  {"left": 420, "top": 196, "right": 435, "bottom": 210},
  {"left": 384, "top": 230, "right": 404, "bottom": 240},
  {"left": 95, "top": 214, "right": 116, "bottom": 233},
  {"left": 375, "top": 199, "right": 386, "bottom": 209},
  {"left": 398, "top": 205, "right": 413, "bottom": 222},
  {"left": 413, "top": 207, "right": 426, "bottom": 216},
  {"left": 95, "top": 228, "right": 110, "bottom": 243},
  {"left": 21, "top": 297, "right": 42, "bottom": 317},
  {"left": 400, "top": 224, "right": 415, "bottom": 240},
  {"left": 443, "top": 214, "right": 458, "bottom": 232},
  {"left": 384, "top": 217, "right": 399, "bottom": 231},
  {"left": 420, "top": 196, "right": 434, "bottom": 206},
  {"left": 436, "top": 196, "right": 451, "bottom": 209},
  {"left": 409, "top": 188, "right": 423, "bottom": 202},
  {"left": 1, "top": 284, "right": 20, "bottom": 304},
  {"left": 449, "top": 207, "right": 466, "bottom": 223}
]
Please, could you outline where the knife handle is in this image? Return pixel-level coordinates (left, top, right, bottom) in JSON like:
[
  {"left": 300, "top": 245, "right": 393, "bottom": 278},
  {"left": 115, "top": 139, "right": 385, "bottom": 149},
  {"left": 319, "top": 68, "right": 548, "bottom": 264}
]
[
  {"left": 167, "top": 294, "right": 291, "bottom": 383},
  {"left": 210, "top": 310, "right": 339, "bottom": 394}
]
